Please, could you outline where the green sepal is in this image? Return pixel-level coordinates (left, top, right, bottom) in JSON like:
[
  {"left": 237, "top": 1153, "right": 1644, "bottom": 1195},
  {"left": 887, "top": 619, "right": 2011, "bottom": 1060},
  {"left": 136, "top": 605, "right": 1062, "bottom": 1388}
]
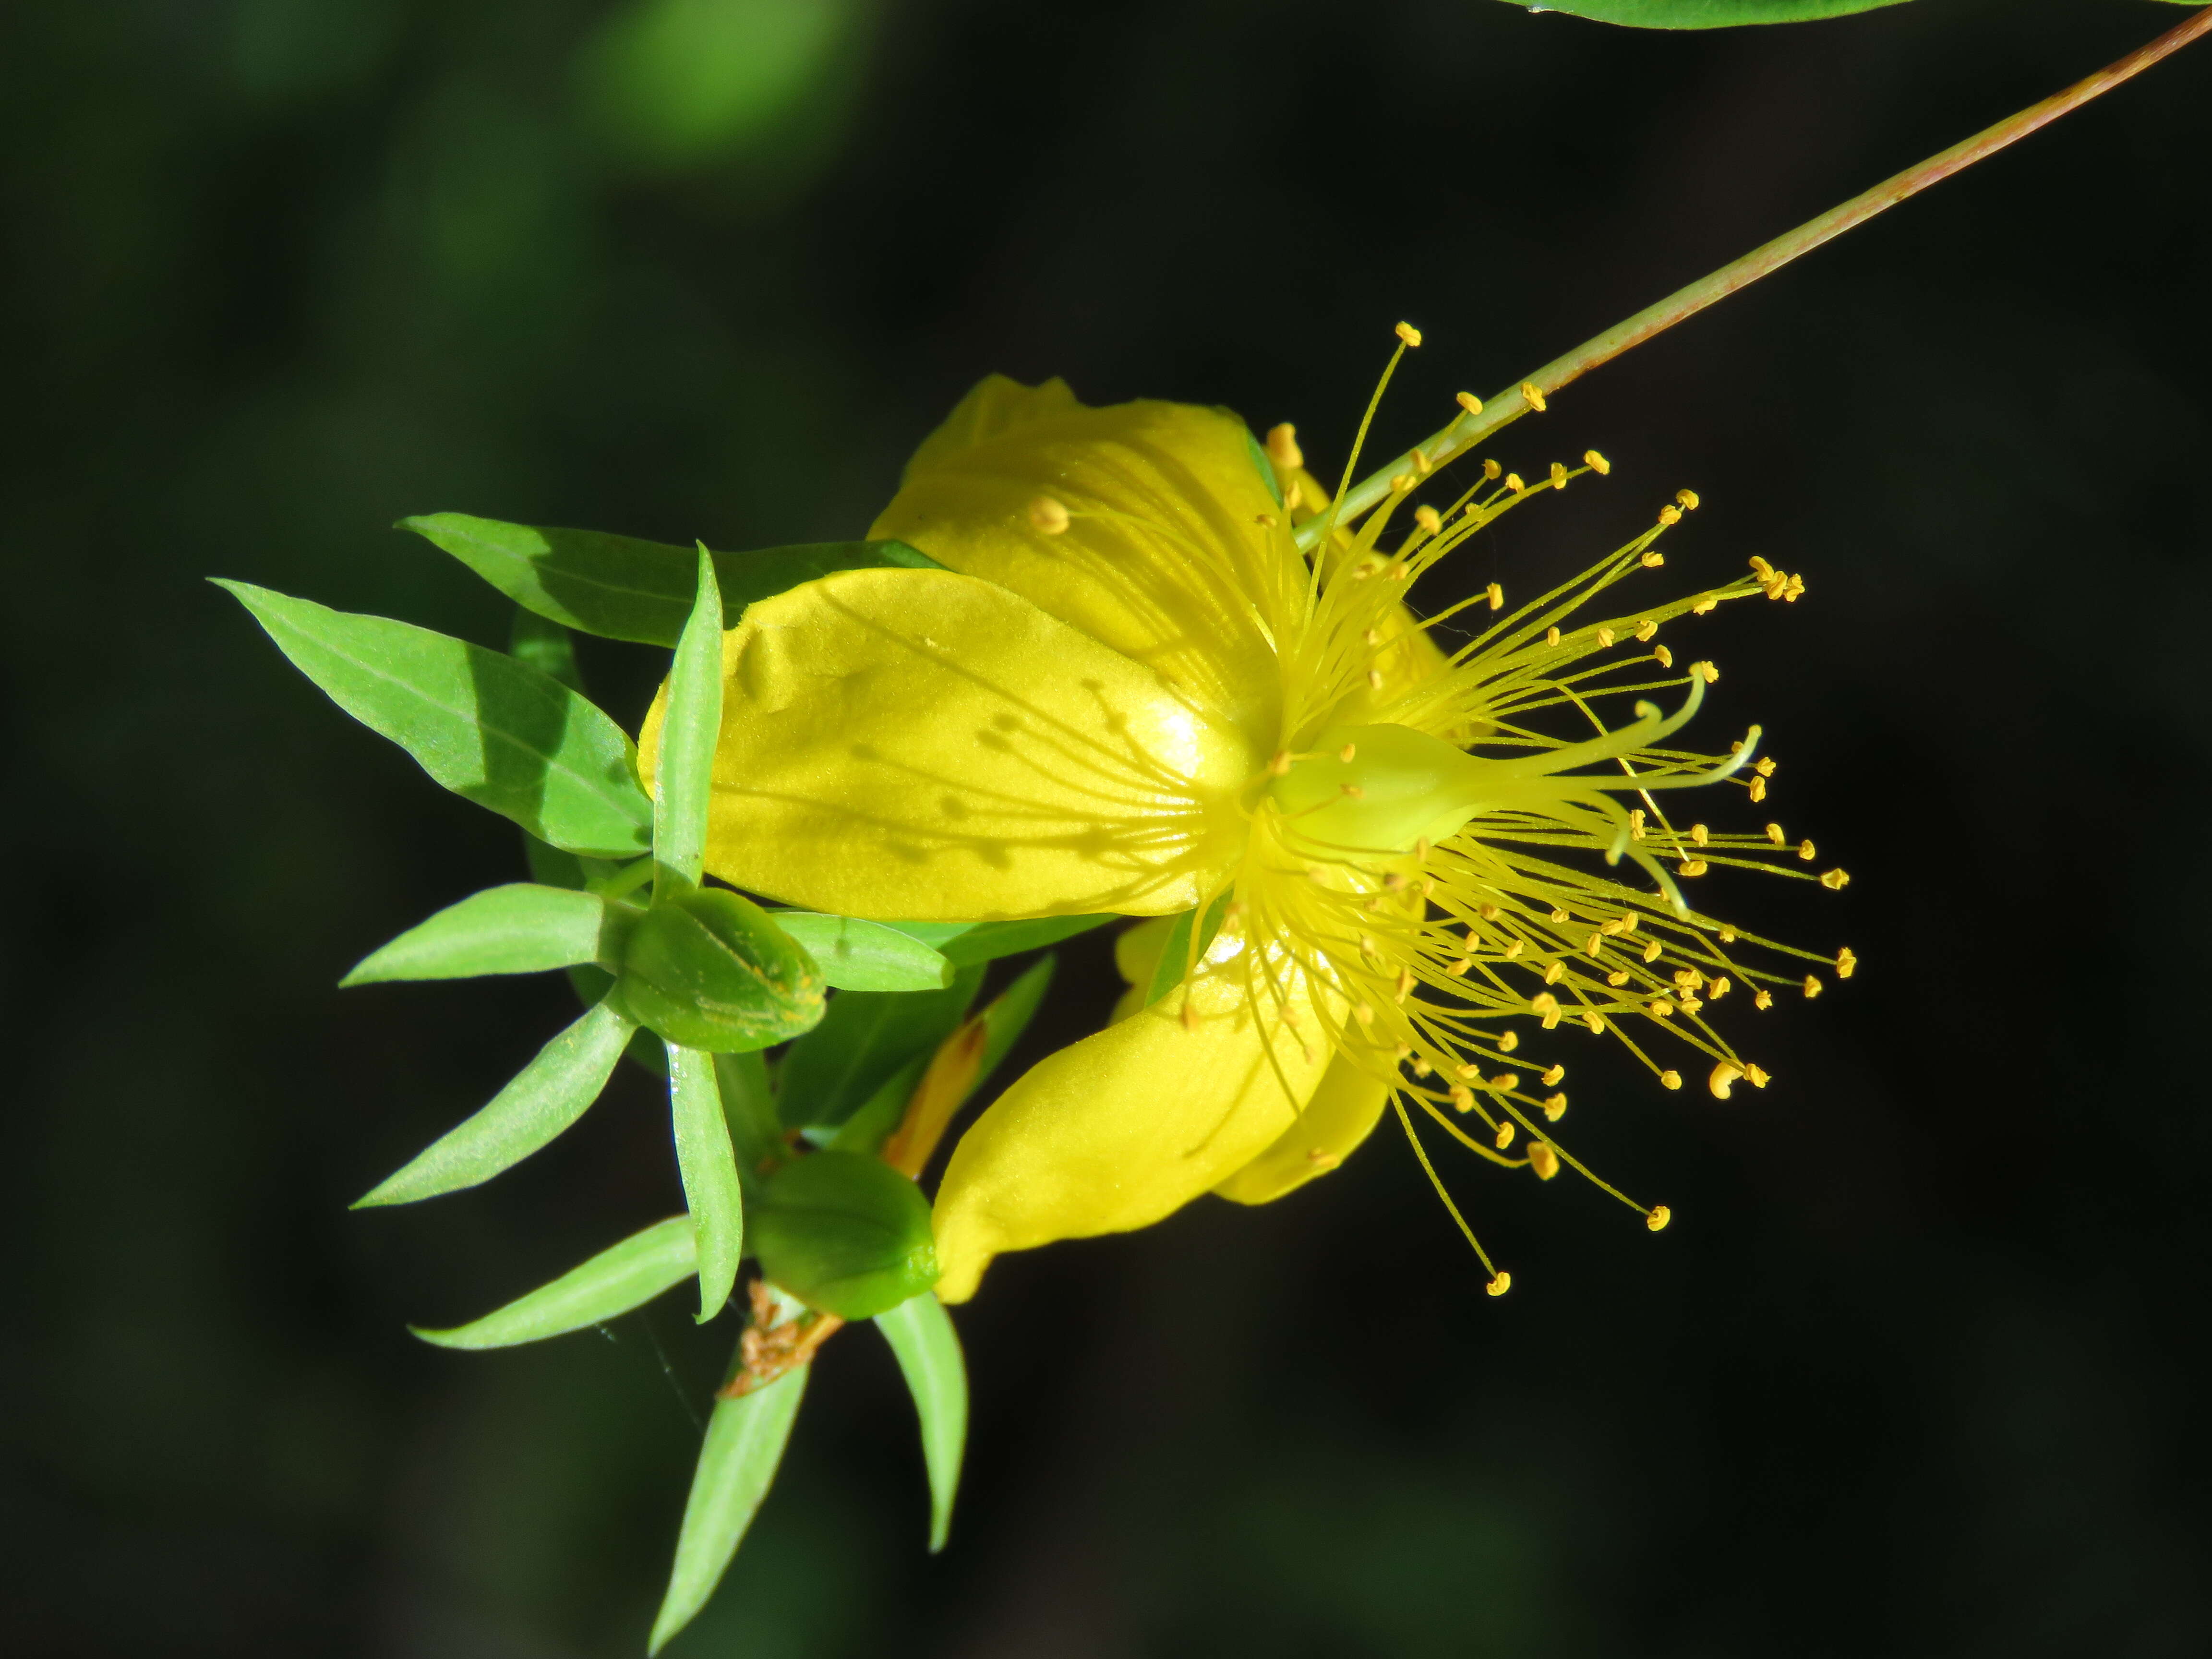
[
  {"left": 397, "top": 511, "right": 944, "bottom": 646},
  {"left": 752, "top": 1151, "right": 938, "bottom": 1320},
  {"left": 648, "top": 1365, "right": 807, "bottom": 1655},
  {"left": 714, "top": 1049, "right": 782, "bottom": 1186},
  {"left": 616, "top": 886, "right": 825, "bottom": 1053},
  {"left": 1143, "top": 892, "right": 1232, "bottom": 1008},
  {"left": 769, "top": 913, "right": 955, "bottom": 991},
  {"left": 654, "top": 547, "right": 721, "bottom": 892},
  {"left": 774, "top": 964, "right": 982, "bottom": 1132},
  {"left": 354, "top": 996, "right": 637, "bottom": 1206},
  {"left": 1500, "top": 0, "right": 1913, "bottom": 26},
  {"left": 410, "top": 1215, "right": 697, "bottom": 1350},
  {"left": 935, "top": 914, "right": 1114, "bottom": 966},
  {"left": 215, "top": 580, "right": 653, "bottom": 858},
  {"left": 340, "top": 883, "right": 630, "bottom": 985},
  {"left": 874, "top": 1293, "right": 968, "bottom": 1552},
  {"left": 668, "top": 1046, "right": 745, "bottom": 1322},
  {"left": 1241, "top": 422, "right": 1286, "bottom": 508}
]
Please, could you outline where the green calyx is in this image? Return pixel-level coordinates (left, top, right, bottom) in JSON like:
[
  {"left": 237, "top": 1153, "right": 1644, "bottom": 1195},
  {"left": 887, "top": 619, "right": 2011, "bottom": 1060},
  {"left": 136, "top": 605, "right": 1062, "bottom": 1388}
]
[
  {"left": 751, "top": 1151, "right": 939, "bottom": 1320},
  {"left": 616, "top": 885, "right": 825, "bottom": 1052}
]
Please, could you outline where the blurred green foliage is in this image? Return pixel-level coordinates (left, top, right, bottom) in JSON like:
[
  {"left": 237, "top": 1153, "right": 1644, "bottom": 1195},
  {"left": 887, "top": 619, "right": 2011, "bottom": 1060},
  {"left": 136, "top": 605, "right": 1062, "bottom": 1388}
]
[{"left": 5, "top": 0, "right": 2210, "bottom": 1655}]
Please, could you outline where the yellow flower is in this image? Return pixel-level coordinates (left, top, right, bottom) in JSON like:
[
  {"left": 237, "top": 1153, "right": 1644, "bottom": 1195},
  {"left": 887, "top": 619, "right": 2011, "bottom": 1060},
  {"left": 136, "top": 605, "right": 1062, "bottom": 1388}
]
[{"left": 646, "top": 369, "right": 1851, "bottom": 1302}]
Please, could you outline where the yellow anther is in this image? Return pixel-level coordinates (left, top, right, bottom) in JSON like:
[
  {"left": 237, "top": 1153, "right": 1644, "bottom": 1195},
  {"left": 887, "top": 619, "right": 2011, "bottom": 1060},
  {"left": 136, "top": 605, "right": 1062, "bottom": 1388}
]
[
  {"left": 1764, "top": 822, "right": 1785, "bottom": 846},
  {"left": 1753, "top": 988, "right": 1774, "bottom": 1010},
  {"left": 1748, "top": 555, "right": 1776, "bottom": 581},
  {"left": 1540, "top": 1064, "right": 1564, "bottom": 1087},
  {"left": 1355, "top": 1002, "right": 1378, "bottom": 1026},
  {"left": 1642, "top": 551, "right": 1668, "bottom": 571},
  {"left": 1690, "top": 823, "right": 1709, "bottom": 846},
  {"left": 1692, "top": 596, "right": 1718, "bottom": 614},
  {"left": 1528, "top": 1142, "right": 1561, "bottom": 1180},
  {"left": 1645, "top": 1205, "right": 1672, "bottom": 1232},
  {"left": 1387, "top": 562, "right": 1412, "bottom": 582},
  {"left": 1494, "top": 1121, "right": 1516, "bottom": 1150},
  {"left": 1505, "top": 472, "right": 1526, "bottom": 494},
  {"left": 1597, "top": 626, "right": 1615, "bottom": 648},
  {"left": 1672, "top": 968, "right": 1704, "bottom": 989},
  {"left": 1341, "top": 782, "right": 1366, "bottom": 800},
  {"left": 1455, "top": 1061, "right": 1482, "bottom": 1082},
  {"left": 1659, "top": 1069, "right": 1683, "bottom": 1090},
  {"left": 1284, "top": 481, "right": 1304, "bottom": 510},
  {"left": 1482, "top": 458, "right": 1502, "bottom": 481},
  {"left": 1542, "top": 961, "right": 1564, "bottom": 985},
  {"left": 1657, "top": 506, "right": 1681, "bottom": 528},
  {"left": 1486, "top": 1271, "right": 1512, "bottom": 1297},
  {"left": 1028, "top": 496, "right": 1070, "bottom": 534},
  {"left": 1484, "top": 582, "right": 1503, "bottom": 612},
  {"left": 1748, "top": 775, "right": 1768, "bottom": 803},
  {"left": 1412, "top": 447, "right": 1433, "bottom": 475},
  {"left": 1395, "top": 320, "right": 1423, "bottom": 348},
  {"left": 1584, "top": 933, "right": 1603, "bottom": 957},
  {"left": 1647, "top": 1000, "right": 1675, "bottom": 1020},
  {"left": 1531, "top": 992, "right": 1562, "bottom": 1028},
  {"left": 1268, "top": 751, "right": 1292, "bottom": 775},
  {"left": 1503, "top": 939, "right": 1525, "bottom": 960},
  {"left": 1544, "top": 625, "right": 1562, "bottom": 647},
  {"left": 1606, "top": 970, "right": 1629, "bottom": 986},
  {"left": 1255, "top": 512, "right": 1278, "bottom": 529},
  {"left": 1541, "top": 1093, "right": 1567, "bottom": 1120},
  {"left": 1180, "top": 1000, "right": 1199, "bottom": 1032},
  {"left": 1679, "top": 859, "right": 1707, "bottom": 877},
  {"left": 1414, "top": 838, "right": 1431, "bottom": 861},
  {"left": 1678, "top": 994, "right": 1703, "bottom": 1014},
  {"left": 1764, "top": 576, "right": 1790, "bottom": 601},
  {"left": 1550, "top": 462, "right": 1568, "bottom": 489},
  {"left": 1635, "top": 619, "right": 1658, "bottom": 642},
  {"left": 1744, "top": 1063, "right": 1771, "bottom": 1088},
  {"left": 1395, "top": 968, "right": 1414, "bottom": 1001},
  {"left": 1803, "top": 975, "right": 1823, "bottom": 999},
  {"left": 1692, "top": 661, "right": 1719, "bottom": 684},
  {"left": 1820, "top": 868, "right": 1851, "bottom": 890},
  {"left": 1264, "top": 422, "right": 1303, "bottom": 471},
  {"left": 1456, "top": 390, "right": 1484, "bottom": 416},
  {"left": 1548, "top": 906, "right": 1570, "bottom": 924},
  {"left": 1627, "top": 811, "right": 1647, "bottom": 842},
  {"left": 1653, "top": 644, "right": 1673, "bottom": 669},
  {"left": 1782, "top": 574, "right": 1805, "bottom": 601},
  {"left": 1708, "top": 976, "right": 1731, "bottom": 998},
  {"left": 1492, "top": 1072, "right": 1520, "bottom": 1094},
  {"left": 1336, "top": 741, "right": 1358, "bottom": 764},
  {"left": 1797, "top": 840, "right": 1816, "bottom": 861},
  {"left": 1479, "top": 904, "right": 1500, "bottom": 920},
  {"left": 1413, "top": 505, "right": 1442, "bottom": 535},
  {"left": 1446, "top": 958, "right": 1472, "bottom": 976},
  {"left": 1717, "top": 926, "right": 1736, "bottom": 943},
  {"left": 1584, "top": 449, "right": 1611, "bottom": 475},
  {"left": 1449, "top": 1084, "right": 1474, "bottom": 1112},
  {"left": 1642, "top": 938, "right": 1662, "bottom": 964},
  {"left": 1708, "top": 1061, "right": 1743, "bottom": 1099},
  {"left": 1676, "top": 489, "right": 1701, "bottom": 511},
  {"left": 1836, "top": 948, "right": 1857, "bottom": 979},
  {"left": 1580, "top": 1011, "right": 1603, "bottom": 1033},
  {"left": 1599, "top": 917, "right": 1626, "bottom": 937},
  {"left": 1755, "top": 757, "right": 1776, "bottom": 777},
  {"left": 1366, "top": 668, "right": 1385, "bottom": 690},
  {"left": 1520, "top": 382, "right": 1547, "bottom": 411},
  {"left": 1499, "top": 1030, "right": 1520, "bottom": 1052},
  {"left": 1389, "top": 472, "right": 1414, "bottom": 494}
]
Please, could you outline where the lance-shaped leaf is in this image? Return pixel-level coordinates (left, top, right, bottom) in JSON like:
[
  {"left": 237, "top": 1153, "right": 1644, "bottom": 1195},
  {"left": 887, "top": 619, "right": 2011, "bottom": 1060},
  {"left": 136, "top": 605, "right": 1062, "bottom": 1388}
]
[
  {"left": 874, "top": 1293, "right": 968, "bottom": 1552},
  {"left": 649, "top": 1366, "right": 807, "bottom": 1655},
  {"left": 668, "top": 1046, "right": 744, "bottom": 1322},
  {"left": 937, "top": 914, "right": 1115, "bottom": 966},
  {"left": 840, "top": 953, "right": 1058, "bottom": 1160},
  {"left": 768, "top": 913, "right": 954, "bottom": 992},
  {"left": 411, "top": 1216, "right": 697, "bottom": 1349},
  {"left": 1500, "top": 0, "right": 1913, "bottom": 25},
  {"left": 216, "top": 580, "right": 652, "bottom": 857},
  {"left": 1143, "top": 891, "right": 1233, "bottom": 1007},
  {"left": 655, "top": 547, "right": 722, "bottom": 892},
  {"left": 398, "top": 511, "right": 944, "bottom": 646},
  {"left": 341, "top": 883, "right": 627, "bottom": 985},
  {"left": 355, "top": 997, "right": 637, "bottom": 1207}
]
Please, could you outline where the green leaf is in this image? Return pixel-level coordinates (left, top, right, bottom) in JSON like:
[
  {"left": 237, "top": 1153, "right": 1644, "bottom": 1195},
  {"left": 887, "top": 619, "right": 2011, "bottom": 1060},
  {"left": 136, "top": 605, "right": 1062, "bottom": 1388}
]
[
  {"left": 648, "top": 1366, "right": 807, "bottom": 1656},
  {"left": 355, "top": 996, "right": 637, "bottom": 1206},
  {"left": 752, "top": 1151, "right": 938, "bottom": 1320},
  {"left": 340, "top": 883, "right": 626, "bottom": 985},
  {"left": 216, "top": 580, "right": 652, "bottom": 858},
  {"left": 938, "top": 914, "right": 1115, "bottom": 966},
  {"left": 1503, "top": 0, "right": 1914, "bottom": 26},
  {"left": 822, "top": 1051, "right": 929, "bottom": 1156},
  {"left": 397, "top": 512, "right": 945, "bottom": 646},
  {"left": 874, "top": 1293, "right": 968, "bottom": 1553},
  {"left": 875, "top": 920, "right": 974, "bottom": 949},
  {"left": 508, "top": 607, "right": 584, "bottom": 691},
  {"left": 411, "top": 1215, "right": 696, "bottom": 1349},
  {"left": 775, "top": 965, "right": 984, "bottom": 1132},
  {"left": 714, "top": 1049, "right": 781, "bottom": 1181},
  {"left": 656, "top": 547, "right": 722, "bottom": 891},
  {"left": 618, "top": 886, "right": 826, "bottom": 1052},
  {"left": 973, "top": 952, "right": 1055, "bottom": 1088},
  {"left": 768, "top": 913, "right": 955, "bottom": 992},
  {"left": 668, "top": 1046, "right": 745, "bottom": 1322},
  {"left": 1144, "top": 891, "right": 1233, "bottom": 1008}
]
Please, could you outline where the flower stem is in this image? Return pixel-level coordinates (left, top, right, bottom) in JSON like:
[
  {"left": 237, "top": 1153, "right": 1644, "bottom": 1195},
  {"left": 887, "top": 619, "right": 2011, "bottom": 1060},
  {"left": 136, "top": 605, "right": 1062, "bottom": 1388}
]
[{"left": 1302, "top": 6, "right": 2212, "bottom": 550}]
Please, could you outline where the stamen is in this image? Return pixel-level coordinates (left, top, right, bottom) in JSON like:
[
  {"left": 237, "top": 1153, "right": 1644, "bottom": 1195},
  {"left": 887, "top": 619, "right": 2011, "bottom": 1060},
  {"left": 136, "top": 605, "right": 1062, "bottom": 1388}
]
[
  {"left": 1265, "top": 422, "right": 1304, "bottom": 471},
  {"left": 1028, "top": 496, "right": 1070, "bottom": 534},
  {"left": 1584, "top": 449, "right": 1611, "bottom": 475},
  {"left": 1395, "top": 321, "right": 1423, "bottom": 348},
  {"left": 1520, "top": 382, "right": 1547, "bottom": 412},
  {"left": 1645, "top": 1206, "right": 1671, "bottom": 1232},
  {"left": 1456, "top": 391, "right": 1484, "bottom": 416}
]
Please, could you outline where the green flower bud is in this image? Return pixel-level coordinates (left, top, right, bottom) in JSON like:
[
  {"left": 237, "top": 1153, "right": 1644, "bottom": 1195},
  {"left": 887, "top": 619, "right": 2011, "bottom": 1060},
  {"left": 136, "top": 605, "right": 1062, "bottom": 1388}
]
[
  {"left": 752, "top": 1151, "right": 938, "bottom": 1319},
  {"left": 616, "top": 885, "right": 824, "bottom": 1052}
]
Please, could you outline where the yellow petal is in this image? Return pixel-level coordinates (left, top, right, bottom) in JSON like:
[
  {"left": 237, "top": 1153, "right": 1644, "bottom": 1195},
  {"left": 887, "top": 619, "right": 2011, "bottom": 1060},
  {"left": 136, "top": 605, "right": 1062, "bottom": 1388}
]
[
  {"left": 640, "top": 567, "right": 1260, "bottom": 921},
  {"left": 870, "top": 377, "right": 1301, "bottom": 744},
  {"left": 931, "top": 944, "right": 1330, "bottom": 1301},
  {"left": 1211, "top": 1051, "right": 1390, "bottom": 1205}
]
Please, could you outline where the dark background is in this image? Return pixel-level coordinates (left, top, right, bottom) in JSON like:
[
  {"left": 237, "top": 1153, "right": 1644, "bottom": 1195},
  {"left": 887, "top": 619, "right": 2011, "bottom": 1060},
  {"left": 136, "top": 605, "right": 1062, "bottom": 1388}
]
[{"left": 7, "top": 0, "right": 2210, "bottom": 1654}]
